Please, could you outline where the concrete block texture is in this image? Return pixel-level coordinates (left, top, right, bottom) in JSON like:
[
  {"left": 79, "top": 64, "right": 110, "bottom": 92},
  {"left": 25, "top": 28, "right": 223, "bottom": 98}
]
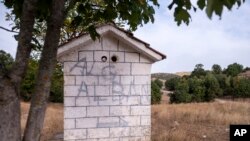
[
  {"left": 58, "top": 51, "right": 78, "bottom": 62},
  {"left": 64, "top": 129, "right": 87, "bottom": 140},
  {"left": 87, "top": 128, "right": 110, "bottom": 138},
  {"left": 87, "top": 106, "right": 109, "bottom": 117},
  {"left": 64, "top": 41, "right": 152, "bottom": 140},
  {"left": 94, "top": 51, "right": 110, "bottom": 62},
  {"left": 131, "top": 63, "right": 151, "bottom": 75},
  {"left": 110, "top": 51, "right": 125, "bottom": 62},
  {"left": 130, "top": 106, "right": 151, "bottom": 116},
  {"left": 64, "top": 107, "right": 86, "bottom": 118},
  {"left": 76, "top": 118, "right": 98, "bottom": 128},
  {"left": 64, "top": 119, "right": 75, "bottom": 129},
  {"left": 110, "top": 127, "right": 130, "bottom": 137},
  {"left": 79, "top": 51, "right": 94, "bottom": 62},
  {"left": 64, "top": 75, "right": 76, "bottom": 85},
  {"left": 125, "top": 52, "right": 139, "bottom": 62},
  {"left": 110, "top": 106, "right": 130, "bottom": 116}
]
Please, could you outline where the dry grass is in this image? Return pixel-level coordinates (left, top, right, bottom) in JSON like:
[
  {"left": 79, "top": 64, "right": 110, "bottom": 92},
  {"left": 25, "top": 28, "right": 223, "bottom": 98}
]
[
  {"left": 21, "top": 100, "right": 250, "bottom": 141},
  {"left": 152, "top": 101, "right": 250, "bottom": 141},
  {"left": 21, "top": 102, "right": 63, "bottom": 141}
]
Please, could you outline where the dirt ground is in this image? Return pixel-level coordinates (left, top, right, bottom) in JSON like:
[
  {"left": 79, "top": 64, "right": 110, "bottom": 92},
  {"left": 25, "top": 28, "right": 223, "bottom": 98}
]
[{"left": 21, "top": 97, "right": 250, "bottom": 141}]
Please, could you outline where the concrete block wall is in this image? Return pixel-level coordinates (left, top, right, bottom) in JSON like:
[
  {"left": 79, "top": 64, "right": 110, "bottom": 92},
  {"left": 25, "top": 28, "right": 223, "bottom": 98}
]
[{"left": 63, "top": 34, "right": 153, "bottom": 141}]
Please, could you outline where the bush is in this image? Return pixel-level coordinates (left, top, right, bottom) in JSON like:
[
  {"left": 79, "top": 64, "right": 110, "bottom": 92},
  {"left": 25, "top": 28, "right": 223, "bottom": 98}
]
[
  {"left": 188, "top": 77, "right": 206, "bottom": 102},
  {"left": 191, "top": 64, "right": 207, "bottom": 77},
  {"left": 165, "top": 77, "right": 180, "bottom": 91},
  {"left": 20, "top": 59, "right": 38, "bottom": 101},
  {"left": 151, "top": 81, "right": 161, "bottom": 104},
  {"left": 212, "top": 64, "right": 222, "bottom": 74},
  {"left": 192, "top": 86, "right": 206, "bottom": 102},
  {"left": 233, "top": 78, "right": 250, "bottom": 98},
  {"left": 175, "top": 79, "right": 189, "bottom": 92},
  {"left": 154, "top": 79, "right": 163, "bottom": 89},
  {"left": 20, "top": 59, "right": 64, "bottom": 103},
  {"left": 169, "top": 63, "right": 250, "bottom": 104},
  {"left": 170, "top": 90, "right": 192, "bottom": 103},
  {"left": 49, "top": 63, "right": 64, "bottom": 102},
  {"left": 0, "top": 50, "right": 14, "bottom": 75},
  {"left": 204, "top": 73, "right": 223, "bottom": 101},
  {"left": 169, "top": 79, "right": 192, "bottom": 103},
  {"left": 225, "top": 63, "right": 243, "bottom": 76}
]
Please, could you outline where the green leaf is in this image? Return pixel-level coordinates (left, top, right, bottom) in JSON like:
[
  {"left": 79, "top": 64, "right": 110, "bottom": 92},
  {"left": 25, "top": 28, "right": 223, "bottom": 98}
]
[
  {"left": 174, "top": 8, "right": 191, "bottom": 26},
  {"left": 71, "top": 16, "right": 83, "bottom": 27},
  {"left": 168, "top": 1, "right": 175, "bottom": 10},
  {"left": 214, "top": 1, "right": 223, "bottom": 17},
  {"left": 206, "top": 0, "right": 224, "bottom": 19},
  {"left": 197, "top": 0, "right": 206, "bottom": 10},
  {"left": 88, "top": 25, "right": 100, "bottom": 40},
  {"left": 206, "top": 0, "right": 214, "bottom": 19}
]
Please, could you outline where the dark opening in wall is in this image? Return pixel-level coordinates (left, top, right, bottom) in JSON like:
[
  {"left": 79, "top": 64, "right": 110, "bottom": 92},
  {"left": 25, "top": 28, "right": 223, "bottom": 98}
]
[
  {"left": 111, "top": 55, "right": 118, "bottom": 62},
  {"left": 101, "top": 56, "right": 107, "bottom": 62}
]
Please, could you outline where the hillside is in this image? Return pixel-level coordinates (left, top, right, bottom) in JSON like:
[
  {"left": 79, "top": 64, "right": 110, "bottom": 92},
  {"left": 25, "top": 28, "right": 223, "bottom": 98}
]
[
  {"left": 21, "top": 99, "right": 250, "bottom": 141},
  {"left": 239, "top": 70, "right": 250, "bottom": 78},
  {"left": 152, "top": 73, "right": 180, "bottom": 81},
  {"left": 175, "top": 71, "right": 191, "bottom": 77}
]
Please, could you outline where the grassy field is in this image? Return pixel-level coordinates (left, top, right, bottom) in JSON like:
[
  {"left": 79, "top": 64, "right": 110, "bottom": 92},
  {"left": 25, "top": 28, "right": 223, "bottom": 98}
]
[
  {"left": 152, "top": 101, "right": 250, "bottom": 141},
  {"left": 21, "top": 102, "right": 63, "bottom": 141},
  {"left": 21, "top": 99, "right": 250, "bottom": 141}
]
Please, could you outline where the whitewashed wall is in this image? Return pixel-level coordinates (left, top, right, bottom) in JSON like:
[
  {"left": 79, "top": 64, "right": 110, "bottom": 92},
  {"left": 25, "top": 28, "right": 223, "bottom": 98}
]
[{"left": 61, "top": 34, "right": 153, "bottom": 141}]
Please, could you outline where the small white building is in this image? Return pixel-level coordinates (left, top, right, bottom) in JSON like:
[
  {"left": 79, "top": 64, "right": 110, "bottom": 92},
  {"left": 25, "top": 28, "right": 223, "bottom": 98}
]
[{"left": 57, "top": 23, "right": 166, "bottom": 141}]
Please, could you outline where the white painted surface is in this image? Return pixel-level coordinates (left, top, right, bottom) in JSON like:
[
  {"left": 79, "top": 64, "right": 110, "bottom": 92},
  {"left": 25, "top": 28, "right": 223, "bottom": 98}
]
[{"left": 61, "top": 31, "right": 155, "bottom": 141}]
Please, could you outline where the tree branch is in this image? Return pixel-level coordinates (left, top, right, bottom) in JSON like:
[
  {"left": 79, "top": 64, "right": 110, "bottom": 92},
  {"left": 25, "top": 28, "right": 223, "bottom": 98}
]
[
  {"left": 65, "top": 0, "right": 78, "bottom": 14},
  {"left": 0, "top": 26, "right": 19, "bottom": 33},
  {"left": 31, "top": 37, "right": 42, "bottom": 50}
]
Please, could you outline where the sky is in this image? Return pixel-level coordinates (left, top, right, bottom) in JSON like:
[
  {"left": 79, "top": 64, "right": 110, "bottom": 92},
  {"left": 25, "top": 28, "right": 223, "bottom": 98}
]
[{"left": 0, "top": 1, "right": 250, "bottom": 73}]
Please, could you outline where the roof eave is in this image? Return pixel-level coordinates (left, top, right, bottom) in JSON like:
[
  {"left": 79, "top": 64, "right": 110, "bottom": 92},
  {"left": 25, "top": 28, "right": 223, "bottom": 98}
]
[{"left": 57, "top": 24, "right": 166, "bottom": 62}]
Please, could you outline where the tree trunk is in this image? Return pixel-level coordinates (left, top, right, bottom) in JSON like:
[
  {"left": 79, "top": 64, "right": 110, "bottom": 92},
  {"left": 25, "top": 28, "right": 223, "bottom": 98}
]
[
  {"left": 0, "top": 77, "right": 21, "bottom": 141},
  {"left": 0, "top": 0, "right": 37, "bottom": 140},
  {"left": 22, "top": 0, "right": 65, "bottom": 141}
]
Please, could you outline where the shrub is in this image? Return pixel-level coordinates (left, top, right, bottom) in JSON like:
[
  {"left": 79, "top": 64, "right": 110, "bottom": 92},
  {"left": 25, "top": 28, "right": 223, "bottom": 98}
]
[
  {"left": 224, "top": 63, "right": 243, "bottom": 76},
  {"left": 170, "top": 90, "right": 192, "bottom": 103},
  {"left": 20, "top": 59, "right": 38, "bottom": 101},
  {"left": 0, "top": 50, "right": 14, "bottom": 75},
  {"left": 191, "top": 64, "right": 207, "bottom": 77},
  {"left": 175, "top": 79, "right": 189, "bottom": 92},
  {"left": 20, "top": 59, "right": 64, "bottom": 103},
  {"left": 204, "top": 73, "right": 223, "bottom": 101},
  {"left": 233, "top": 78, "right": 250, "bottom": 98},
  {"left": 165, "top": 77, "right": 180, "bottom": 91},
  {"left": 212, "top": 64, "right": 222, "bottom": 74},
  {"left": 154, "top": 79, "right": 163, "bottom": 89},
  {"left": 192, "top": 86, "right": 206, "bottom": 102},
  {"left": 151, "top": 81, "right": 161, "bottom": 104},
  {"left": 49, "top": 63, "right": 64, "bottom": 103},
  {"left": 188, "top": 77, "right": 206, "bottom": 102},
  {"left": 169, "top": 79, "right": 192, "bottom": 103}
]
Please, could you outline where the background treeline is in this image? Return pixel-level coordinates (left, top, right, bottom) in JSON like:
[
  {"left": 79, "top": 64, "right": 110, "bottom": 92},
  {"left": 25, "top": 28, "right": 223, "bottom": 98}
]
[
  {"left": 0, "top": 50, "right": 63, "bottom": 102},
  {"left": 151, "top": 79, "right": 163, "bottom": 104},
  {"left": 2, "top": 50, "right": 250, "bottom": 104},
  {"left": 165, "top": 63, "right": 250, "bottom": 103}
]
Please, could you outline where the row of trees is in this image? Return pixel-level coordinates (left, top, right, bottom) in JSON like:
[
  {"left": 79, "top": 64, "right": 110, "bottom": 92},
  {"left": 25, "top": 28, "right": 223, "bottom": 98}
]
[
  {"left": 151, "top": 79, "right": 163, "bottom": 104},
  {"left": 1, "top": 47, "right": 164, "bottom": 105},
  {"left": 0, "top": 50, "right": 64, "bottom": 102},
  {"left": 166, "top": 63, "right": 250, "bottom": 103}
]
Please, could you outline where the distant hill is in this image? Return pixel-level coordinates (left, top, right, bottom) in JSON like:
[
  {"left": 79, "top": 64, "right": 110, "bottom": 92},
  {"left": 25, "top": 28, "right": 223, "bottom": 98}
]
[
  {"left": 239, "top": 70, "right": 250, "bottom": 78},
  {"left": 152, "top": 73, "right": 180, "bottom": 81},
  {"left": 175, "top": 72, "right": 191, "bottom": 77}
]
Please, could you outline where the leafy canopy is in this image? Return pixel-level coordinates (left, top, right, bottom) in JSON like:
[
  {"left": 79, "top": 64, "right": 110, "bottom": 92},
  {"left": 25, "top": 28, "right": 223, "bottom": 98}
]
[
  {"left": 168, "top": 0, "right": 245, "bottom": 25},
  {"left": 3, "top": 0, "right": 159, "bottom": 40}
]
